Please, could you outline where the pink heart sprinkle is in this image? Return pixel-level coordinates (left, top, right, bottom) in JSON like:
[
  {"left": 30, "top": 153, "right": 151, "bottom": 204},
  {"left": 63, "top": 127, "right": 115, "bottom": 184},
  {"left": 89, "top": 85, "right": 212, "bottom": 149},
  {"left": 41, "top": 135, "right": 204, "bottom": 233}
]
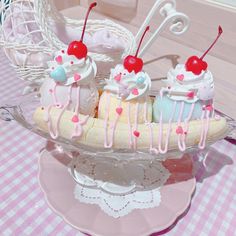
[
  {"left": 176, "top": 126, "right": 184, "bottom": 135},
  {"left": 74, "top": 73, "right": 81, "bottom": 82},
  {"left": 133, "top": 130, "right": 140, "bottom": 138},
  {"left": 176, "top": 74, "right": 184, "bottom": 81},
  {"left": 187, "top": 91, "right": 195, "bottom": 99},
  {"left": 205, "top": 104, "right": 213, "bottom": 111},
  {"left": 114, "top": 74, "right": 122, "bottom": 82},
  {"left": 132, "top": 88, "right": 139, "bottom": 96},
  {"left": 49, "top": 89, "right": 53, "bottom": 93},
  {"left": 56, "top": 55, "right": 63, "bottom": 64},
  {"left": 116, "top": 107, "right": 123, "bottom": 115},
  {"left": 72, "top": 115, "right": 79, "bottom": 123}
]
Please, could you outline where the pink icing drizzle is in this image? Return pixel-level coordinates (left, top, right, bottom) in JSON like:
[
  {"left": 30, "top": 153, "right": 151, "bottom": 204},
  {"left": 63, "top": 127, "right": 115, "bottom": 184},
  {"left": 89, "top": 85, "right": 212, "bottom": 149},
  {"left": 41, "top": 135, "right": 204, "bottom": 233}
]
[
  {"left": 101, "top": 88, "right": 214, "bottom": 153},
  {"left": 45, "top": 86, "right": 72, "bottom": 139},
  {"left": 132, "top": 103, "right": 140, "bottom": 150},
  {"left": 127, "top": 102, "right": 134, "bottom": 148},
  {"left": 146, "top": 91, "right": 212, "bottom": 154},
  {"left": 103, "top": 93, "right": 122, "bottom": 148},
  {"left": 148, "top": 123, "right": 157, "bottom": 154},
  {"left": 45, "top": 83, "right": 89, "bottom": 140},
  {"left": 211, "top": 103, "right": 215, "bottom": 118},
  {"left": 71, "top": 86, "right": 90, "bottom": 138},
  {"left": 51, "top": 83, "right": 62, "bottom": 108},
  {"left": 176, "top": 102, "right": 185, "bottom": 151},
  {"left": 198, "top": 109, "right": 210, "bottom": 149},
  {"left": 159, "top": 101, "right": 177, "bottom": 154},
  {"left": 178, "top": 103, "right": 195, "bottom": 151},
  {"left": 149, "top": 97, "right": 177, "bottom": 154},
  {"left": 144, "top": 101, "right": 159, "bottom": 154},
  {"left": 144, "top": 101, "right": 148, "bottom": 124}
]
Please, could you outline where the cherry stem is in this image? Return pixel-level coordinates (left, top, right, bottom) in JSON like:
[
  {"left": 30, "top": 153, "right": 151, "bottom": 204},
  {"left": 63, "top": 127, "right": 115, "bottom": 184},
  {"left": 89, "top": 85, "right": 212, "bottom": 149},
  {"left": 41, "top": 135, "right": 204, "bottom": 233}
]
[
  {"left": 200, "top": 25, "right": 223, "bottom": 60},
  {"left": 80, "top": 2, "right": 97, "bottom": 42},
  {"left": 135, "top": 26, "right": 150, "bottom": 57}
]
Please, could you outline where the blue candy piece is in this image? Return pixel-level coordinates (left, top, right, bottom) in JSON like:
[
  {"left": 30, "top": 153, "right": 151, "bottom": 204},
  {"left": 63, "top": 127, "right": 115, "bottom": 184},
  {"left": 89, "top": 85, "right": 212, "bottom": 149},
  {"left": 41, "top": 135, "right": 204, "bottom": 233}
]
[
  {"left": 153, "top": 95, "right": 203, "bottom": 123},
  {"left": 137, "top": 76, "right": 145, "bottom": 84},
  {"left": 50, "top": 66, "right": 66, "bottom": 82}
]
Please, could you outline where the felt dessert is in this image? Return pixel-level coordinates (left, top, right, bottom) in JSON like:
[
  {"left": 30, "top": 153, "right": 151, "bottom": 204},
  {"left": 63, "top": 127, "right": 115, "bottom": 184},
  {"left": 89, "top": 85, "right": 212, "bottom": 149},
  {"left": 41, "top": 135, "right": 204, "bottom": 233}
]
[
  {"left": 98, "top": 26, "right": 152, "bottom": 148},
  {"left": 39, "top": 2, "right": 99, "bottom": 139},
  {"left": 153, "top": 26, "right": 223, "bottom": 123},
  {"left": 34, "top": 24, "right": 228, "bottom": 154},
  {"left": 98, "top": 26, "right": 152, "bottom": 125},
  {"left": 153, "top": 26, "right": 223, "bottom": 150}
]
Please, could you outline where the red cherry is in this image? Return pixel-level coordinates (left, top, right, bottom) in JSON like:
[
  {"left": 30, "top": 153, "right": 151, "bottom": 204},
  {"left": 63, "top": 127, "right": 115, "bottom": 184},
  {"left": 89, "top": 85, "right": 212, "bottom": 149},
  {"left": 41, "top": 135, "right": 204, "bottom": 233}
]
[
  {"left": 123, "top": 26, "right": 150, "bottom": 74},
  {"left": 185, "top": 26, "right": 223, "bottom": 75},
  {"left": 185, "top": 56, "right": 208, "bottom": 75},
  {"left": 123, "top": 56, "right": 143, "bottom": 73},
  {"left": 67, "top": 41, "right": 88, "bottom": 59},
  {"left": 67, "top": 2, "right": 97, "bottom": 59}
]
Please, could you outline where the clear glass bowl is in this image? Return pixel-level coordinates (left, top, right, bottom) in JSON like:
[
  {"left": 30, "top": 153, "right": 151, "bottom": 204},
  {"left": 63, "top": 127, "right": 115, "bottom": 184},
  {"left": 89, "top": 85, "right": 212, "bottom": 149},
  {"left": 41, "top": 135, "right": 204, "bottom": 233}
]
[
  {"left": 0, "top": 91, "right": 235, "bottom": 162},
  {"left": 1, "top": 91, "right": 235, "bottom": 194}
]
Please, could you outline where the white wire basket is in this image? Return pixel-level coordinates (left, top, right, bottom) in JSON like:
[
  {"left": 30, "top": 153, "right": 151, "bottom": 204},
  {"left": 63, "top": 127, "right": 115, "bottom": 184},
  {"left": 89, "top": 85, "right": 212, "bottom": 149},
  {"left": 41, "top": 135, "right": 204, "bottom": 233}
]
[{"left": 0, "top": 0, "right": 189, "bottom": 93}]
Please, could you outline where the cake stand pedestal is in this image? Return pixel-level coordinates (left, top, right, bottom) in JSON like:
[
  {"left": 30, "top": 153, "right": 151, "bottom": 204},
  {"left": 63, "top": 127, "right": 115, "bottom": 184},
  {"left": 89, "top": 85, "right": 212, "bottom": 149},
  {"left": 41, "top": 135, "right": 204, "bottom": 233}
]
[{"left": 38, "top": 147, "right": 196, "bottom": 236}]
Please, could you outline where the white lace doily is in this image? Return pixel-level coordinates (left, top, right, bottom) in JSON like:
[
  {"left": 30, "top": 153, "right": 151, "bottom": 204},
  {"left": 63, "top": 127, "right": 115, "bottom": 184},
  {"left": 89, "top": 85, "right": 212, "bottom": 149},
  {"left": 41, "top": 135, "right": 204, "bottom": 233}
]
[
  {"left": 74, "top": 184, "right": 161, "bottom": 218},
  {"left": 69, "top": 155, "right": 170, "bottom": 218}
]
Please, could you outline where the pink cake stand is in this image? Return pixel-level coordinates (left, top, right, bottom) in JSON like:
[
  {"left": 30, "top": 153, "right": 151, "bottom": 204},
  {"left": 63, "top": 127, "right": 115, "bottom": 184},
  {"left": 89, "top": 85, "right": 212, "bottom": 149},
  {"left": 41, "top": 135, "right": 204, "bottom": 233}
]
[{"left": 38, "top": 149, "right": 196, "bottom": 236}]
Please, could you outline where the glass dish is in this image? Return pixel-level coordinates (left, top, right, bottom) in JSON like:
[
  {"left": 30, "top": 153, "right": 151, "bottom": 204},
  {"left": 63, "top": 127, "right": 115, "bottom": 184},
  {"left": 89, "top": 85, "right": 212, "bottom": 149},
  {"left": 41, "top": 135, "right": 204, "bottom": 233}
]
[
  {"left": 38, "top": 148, "right": 196, "bottom": 235},
  {"left": 1, "top": 91, "right": 235, "bottom": 194},
  {"left": 0, "top": 91, "right": 235, "bottom": 162}
]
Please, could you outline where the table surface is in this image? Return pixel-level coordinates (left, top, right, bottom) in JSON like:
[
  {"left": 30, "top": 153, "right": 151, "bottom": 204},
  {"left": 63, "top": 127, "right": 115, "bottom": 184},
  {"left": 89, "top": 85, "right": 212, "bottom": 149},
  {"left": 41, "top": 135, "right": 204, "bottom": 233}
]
[{"left": 0, "top": 49, "right": 236, "bottom": 235}]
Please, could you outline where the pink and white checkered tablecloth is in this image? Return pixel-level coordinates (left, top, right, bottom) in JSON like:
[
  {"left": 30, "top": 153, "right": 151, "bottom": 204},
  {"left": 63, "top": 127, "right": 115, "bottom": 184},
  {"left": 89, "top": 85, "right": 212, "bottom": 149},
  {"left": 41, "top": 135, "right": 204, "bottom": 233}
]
[{"left": 0, "top": 50, "right": 236, "bottom": 236}]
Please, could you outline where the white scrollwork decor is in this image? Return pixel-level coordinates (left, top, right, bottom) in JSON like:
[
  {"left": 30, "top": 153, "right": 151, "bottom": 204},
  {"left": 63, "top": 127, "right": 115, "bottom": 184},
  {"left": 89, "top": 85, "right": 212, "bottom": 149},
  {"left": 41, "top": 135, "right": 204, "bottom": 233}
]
[{"left": 136, "top": 0, "right": 190, "bottom": 57}]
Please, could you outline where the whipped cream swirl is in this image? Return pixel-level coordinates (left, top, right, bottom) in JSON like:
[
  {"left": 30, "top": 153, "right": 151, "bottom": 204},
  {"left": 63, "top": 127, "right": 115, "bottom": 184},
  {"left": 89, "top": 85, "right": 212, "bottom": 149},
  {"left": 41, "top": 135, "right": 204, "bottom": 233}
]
[
  {"left": 104, "top": 64, "right": 151, "bottom": 101},
  {"left": 47, "top": 49, "right": 97, "bottom": 86},
  {"left": 164, "top": 64, "right": 214, "bottom": 103}
]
